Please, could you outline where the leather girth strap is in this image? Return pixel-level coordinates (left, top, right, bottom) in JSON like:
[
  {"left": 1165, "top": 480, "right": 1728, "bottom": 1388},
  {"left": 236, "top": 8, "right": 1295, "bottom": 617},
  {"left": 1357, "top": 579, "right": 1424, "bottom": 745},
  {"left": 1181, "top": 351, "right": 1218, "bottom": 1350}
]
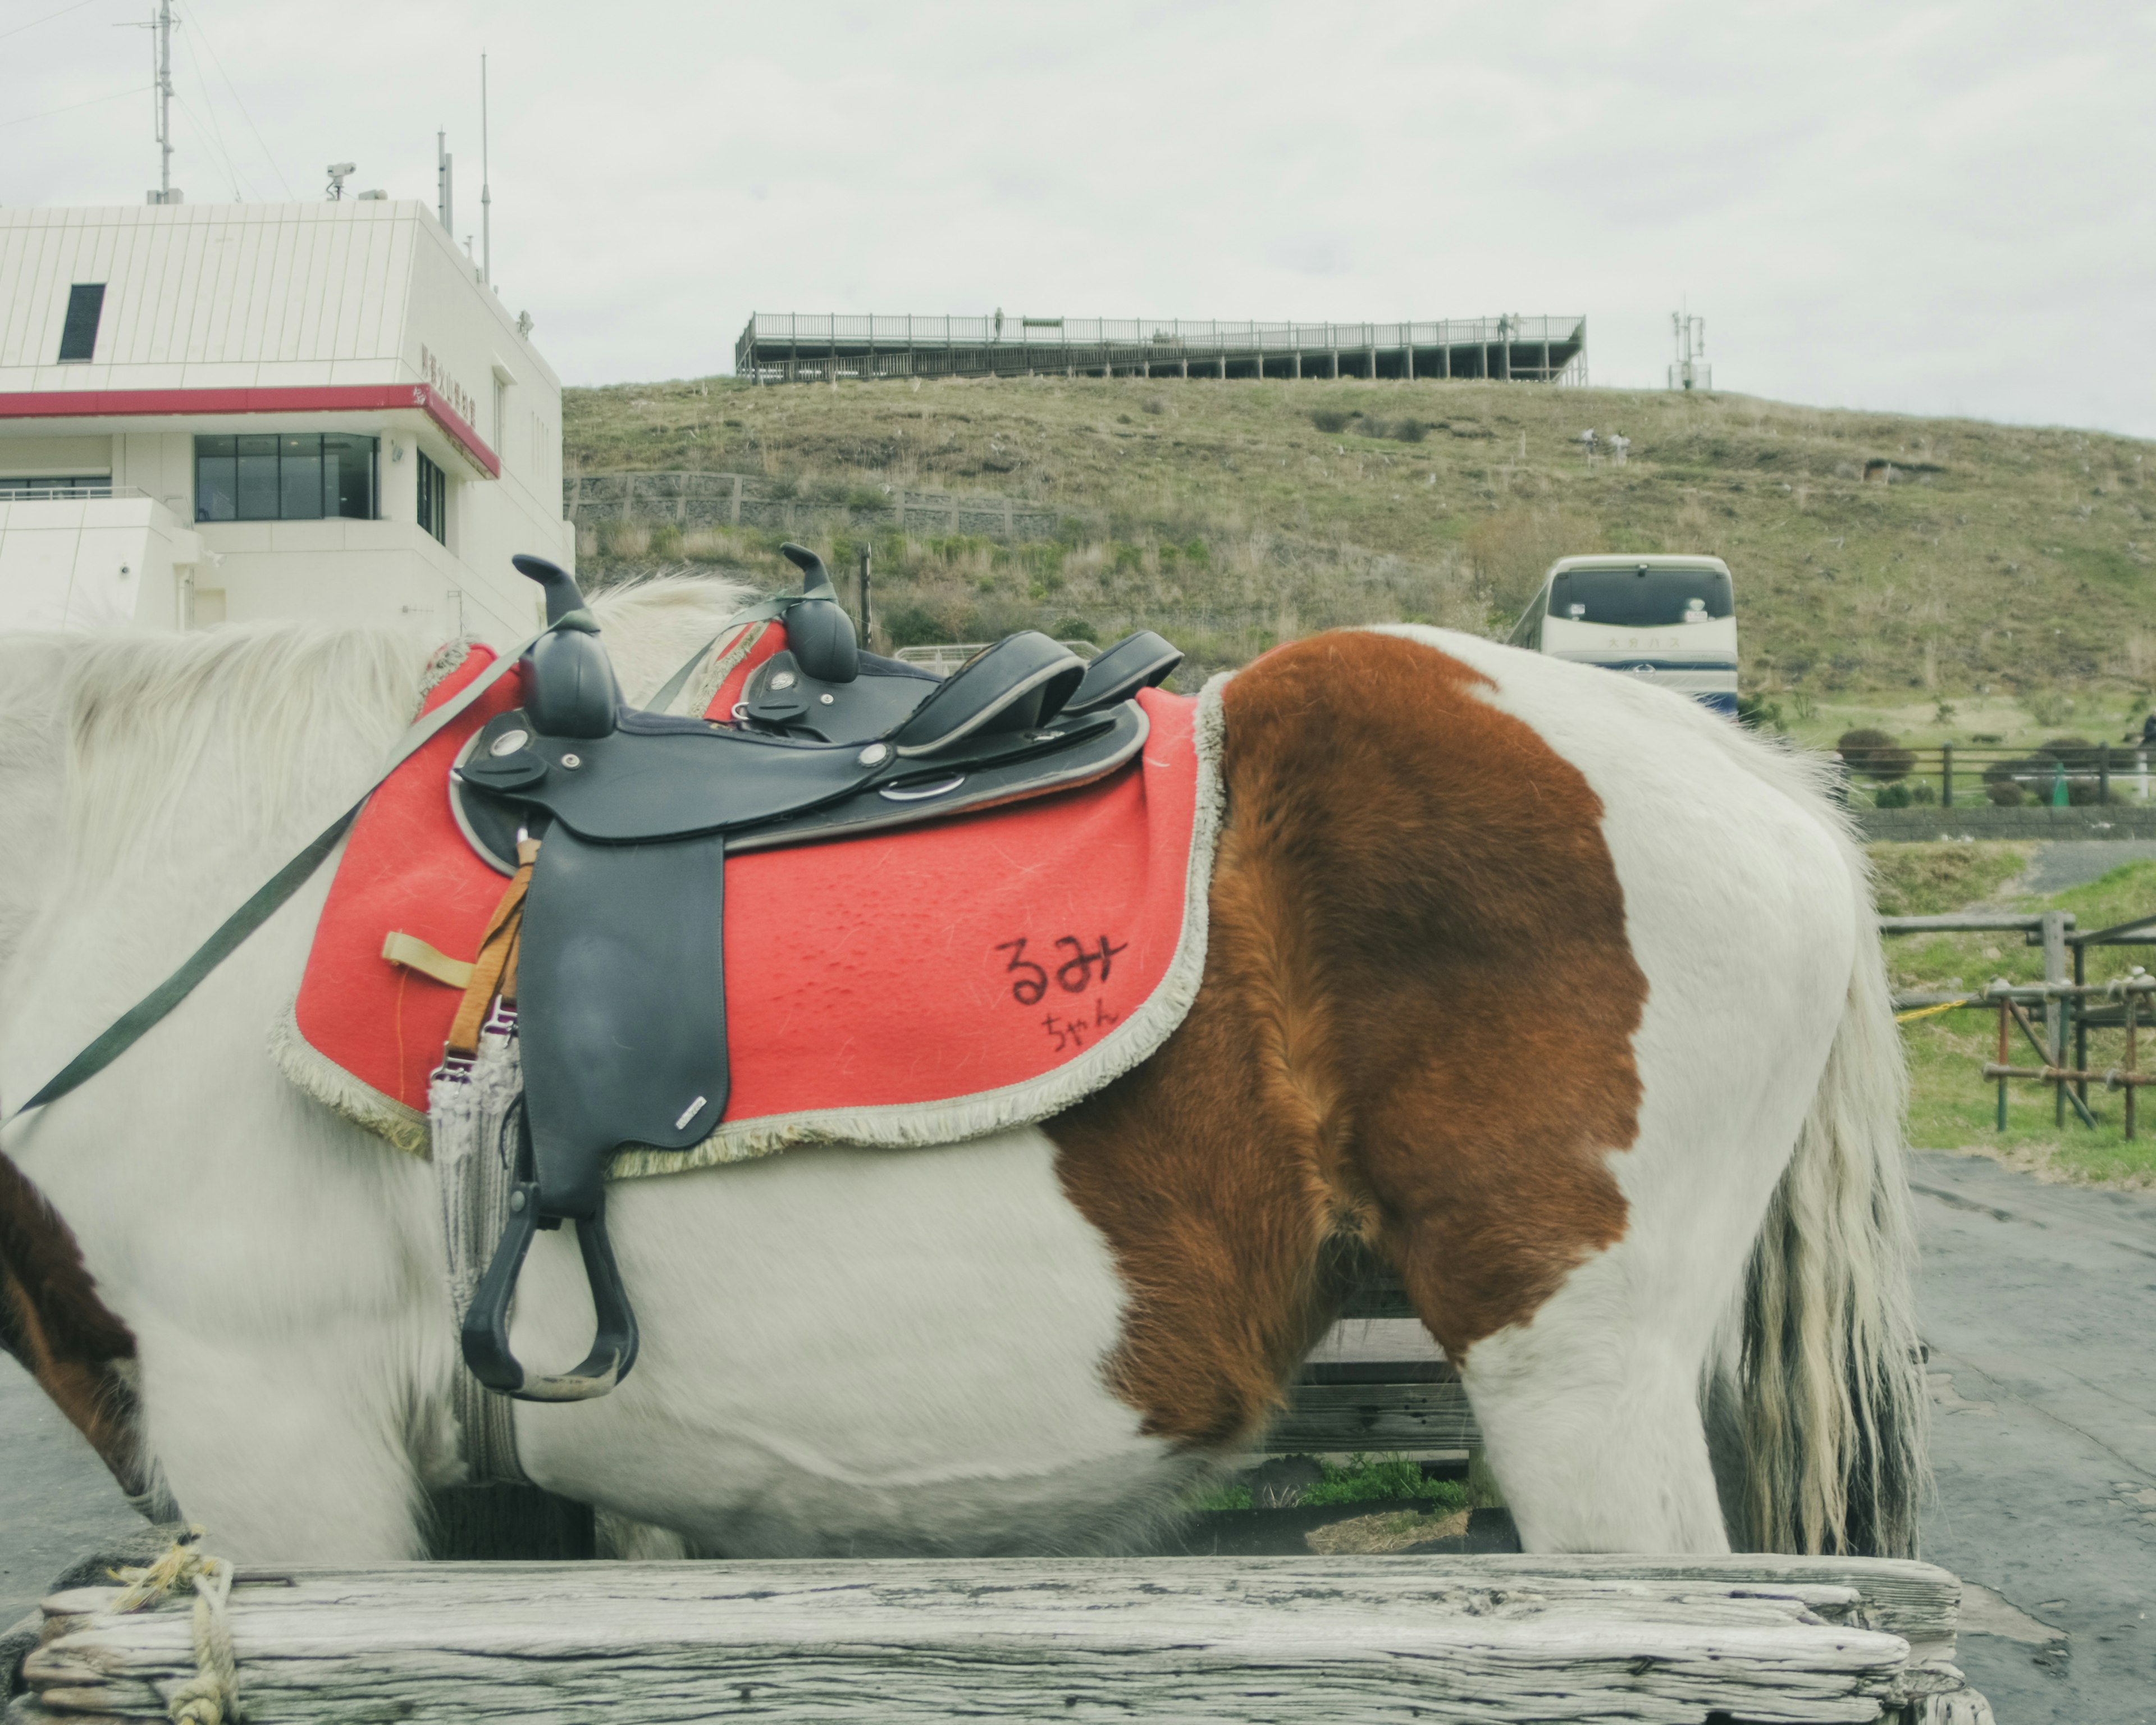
[{"left": 446, "top": 835, "right": 540, "bottom": 1063}]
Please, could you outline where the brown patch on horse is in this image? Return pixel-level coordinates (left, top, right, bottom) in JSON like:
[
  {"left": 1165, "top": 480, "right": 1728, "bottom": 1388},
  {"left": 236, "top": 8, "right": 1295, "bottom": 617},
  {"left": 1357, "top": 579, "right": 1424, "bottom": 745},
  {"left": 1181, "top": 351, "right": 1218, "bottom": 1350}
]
[
  {"left": 1047, "top": 631, "right": 1645, "bottom": 1445},
  {"left": 0, "top": 1150, "right": 149, "bottom": 1495}
]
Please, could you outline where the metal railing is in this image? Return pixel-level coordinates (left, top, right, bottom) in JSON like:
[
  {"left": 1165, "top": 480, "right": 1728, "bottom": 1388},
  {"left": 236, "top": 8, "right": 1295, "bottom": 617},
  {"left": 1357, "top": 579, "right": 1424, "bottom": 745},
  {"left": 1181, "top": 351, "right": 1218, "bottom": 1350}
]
[
  {"left": 1840, "top": 742, "right": 2156, "bottom": 809},
  {"left": 734, "top": 312, "right": 1588, "bottom": 386},
  {"left": 1885, "top": 909, "right": 2156, "bottom": 1137},
  {"left": 740, "top": 313, "right": 1583, "bottom": 352},
  {"left": 0, "top": 482, "right": 145, "bottom": 501}
]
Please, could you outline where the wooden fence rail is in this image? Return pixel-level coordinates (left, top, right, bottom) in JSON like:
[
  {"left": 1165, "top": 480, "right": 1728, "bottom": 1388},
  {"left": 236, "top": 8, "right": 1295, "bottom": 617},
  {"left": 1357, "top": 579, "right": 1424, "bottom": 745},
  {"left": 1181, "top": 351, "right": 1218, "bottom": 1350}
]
[{"left": 13, "top": 1554, "right": 1991, "bottom": 1723}]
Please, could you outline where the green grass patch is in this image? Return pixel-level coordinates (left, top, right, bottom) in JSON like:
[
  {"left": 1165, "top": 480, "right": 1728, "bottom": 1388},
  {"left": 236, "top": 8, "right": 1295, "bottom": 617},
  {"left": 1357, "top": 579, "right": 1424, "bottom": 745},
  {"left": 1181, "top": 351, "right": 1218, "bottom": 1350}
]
[
  {"left": 1868, "top": 842, "right": 2032, "bottom": 917},
  {"left": 1301, "top": 1455, "right": 1469, "bottom": 1509},
  {"left": 1187, "top": 1455, "right": 1472, "bottom": 1513}
]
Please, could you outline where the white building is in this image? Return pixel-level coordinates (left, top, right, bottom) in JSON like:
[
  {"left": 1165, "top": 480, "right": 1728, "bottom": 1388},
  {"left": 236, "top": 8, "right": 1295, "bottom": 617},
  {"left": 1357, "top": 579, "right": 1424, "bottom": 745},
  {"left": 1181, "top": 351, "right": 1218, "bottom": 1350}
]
[{"left": 0, "top": 199, "right": 571, "bottom": 646}]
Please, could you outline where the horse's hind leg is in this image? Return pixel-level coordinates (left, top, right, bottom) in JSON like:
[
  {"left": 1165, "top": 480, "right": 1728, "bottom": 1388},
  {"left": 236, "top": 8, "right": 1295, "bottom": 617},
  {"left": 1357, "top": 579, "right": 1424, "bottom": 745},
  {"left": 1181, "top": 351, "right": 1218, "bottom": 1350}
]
[{"left": 1440, "top": 1247, "right": 1732, "bottom": 1553}]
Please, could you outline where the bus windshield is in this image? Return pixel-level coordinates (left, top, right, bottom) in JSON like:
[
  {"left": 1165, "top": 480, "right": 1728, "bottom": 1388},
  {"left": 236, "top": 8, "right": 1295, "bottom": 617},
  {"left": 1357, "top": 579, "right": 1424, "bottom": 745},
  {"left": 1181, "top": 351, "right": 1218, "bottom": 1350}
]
[{"left": 1548, "top": 567, "right": 1732, "bottom": 628}]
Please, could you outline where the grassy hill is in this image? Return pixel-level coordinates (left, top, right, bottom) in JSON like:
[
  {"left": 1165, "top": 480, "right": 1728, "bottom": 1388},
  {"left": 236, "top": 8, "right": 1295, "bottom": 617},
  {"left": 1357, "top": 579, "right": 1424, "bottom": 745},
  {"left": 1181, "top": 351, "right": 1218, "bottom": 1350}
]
[{"left": 563, "top": 374, "right": 2154, "bottom": 702}]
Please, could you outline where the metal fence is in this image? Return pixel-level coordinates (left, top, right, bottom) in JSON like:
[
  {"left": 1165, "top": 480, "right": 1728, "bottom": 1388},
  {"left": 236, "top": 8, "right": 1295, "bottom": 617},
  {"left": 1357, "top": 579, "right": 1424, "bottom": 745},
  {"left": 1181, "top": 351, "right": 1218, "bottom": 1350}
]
[
  {"left": 1886, "top": 909, "right": 2156, "bottom": 1137},
  {"left": 0, "top": 482, "right": 139, "bottom": 500},
  {"left": 1839, "top": 742, "right": 2156, "bottom": 810},
  {"left": 564, "top": 471, "right": 1062, "bottom": 543}
]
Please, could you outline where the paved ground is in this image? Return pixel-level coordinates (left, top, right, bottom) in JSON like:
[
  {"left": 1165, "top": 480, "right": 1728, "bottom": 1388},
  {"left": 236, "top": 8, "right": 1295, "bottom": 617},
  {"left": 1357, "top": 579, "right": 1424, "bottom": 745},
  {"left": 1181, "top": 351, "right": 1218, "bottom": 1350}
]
[
  {"left": 0, "top": 1370, "right": 142, "bottom": 1630},
  {"left": 1910, "top": 1149, "right": 2155, "bottom": 1724},
  {"left": 4, "top": 1151, "right": 2151, "bottom": 1722},
  {"left": 2021, "top": 838, "right": 2156, "bottom": 896}
]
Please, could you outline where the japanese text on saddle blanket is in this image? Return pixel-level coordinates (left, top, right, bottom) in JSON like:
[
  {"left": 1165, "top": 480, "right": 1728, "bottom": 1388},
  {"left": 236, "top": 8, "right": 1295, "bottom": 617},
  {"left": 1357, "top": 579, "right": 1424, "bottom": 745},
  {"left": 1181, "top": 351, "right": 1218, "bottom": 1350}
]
[{"left": 0, "top": 586, "right": 1924, "bottom": 1564}]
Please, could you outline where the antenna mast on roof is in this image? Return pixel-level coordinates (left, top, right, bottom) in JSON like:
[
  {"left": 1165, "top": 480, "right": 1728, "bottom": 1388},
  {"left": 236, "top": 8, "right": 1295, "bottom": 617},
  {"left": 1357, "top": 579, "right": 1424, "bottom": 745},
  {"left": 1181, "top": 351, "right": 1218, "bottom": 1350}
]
[
  {"left": 479, "top": 54, "right": 492, "bottom": 289},
  {"left": 1668, "top": 305, "right": 1709, "bottom": 393},
  {"left": 146, "top": 0, "right": 180, "bottom": 204},
  {"left": 437, "top": 130, "right": 454, "bottom": 237}
]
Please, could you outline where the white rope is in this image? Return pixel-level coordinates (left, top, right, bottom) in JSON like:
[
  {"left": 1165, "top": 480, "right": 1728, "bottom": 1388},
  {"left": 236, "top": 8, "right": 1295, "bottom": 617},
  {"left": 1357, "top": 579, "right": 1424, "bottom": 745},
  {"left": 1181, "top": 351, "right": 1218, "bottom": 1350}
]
[
  {"left": 430, "top": 1019, "right": 528, "bottom": 1484},
  {"left": 109, "top": 1529, "right": 240, "bottom": 1724}
]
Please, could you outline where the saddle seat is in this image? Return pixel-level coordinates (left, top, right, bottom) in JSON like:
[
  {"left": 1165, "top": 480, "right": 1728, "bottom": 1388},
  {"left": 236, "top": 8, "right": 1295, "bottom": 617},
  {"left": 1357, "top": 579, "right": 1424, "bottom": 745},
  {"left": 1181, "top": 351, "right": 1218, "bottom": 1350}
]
[{"left": 446, "top": 548, "right": 1182, "bottom": 1404}]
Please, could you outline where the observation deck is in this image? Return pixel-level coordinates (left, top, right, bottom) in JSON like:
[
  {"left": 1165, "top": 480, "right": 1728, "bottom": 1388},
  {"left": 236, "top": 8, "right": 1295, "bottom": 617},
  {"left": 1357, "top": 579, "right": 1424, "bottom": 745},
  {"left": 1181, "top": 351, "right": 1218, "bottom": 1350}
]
[{"left": 734, "top": 313, "right": 1586, "bottom": 385}]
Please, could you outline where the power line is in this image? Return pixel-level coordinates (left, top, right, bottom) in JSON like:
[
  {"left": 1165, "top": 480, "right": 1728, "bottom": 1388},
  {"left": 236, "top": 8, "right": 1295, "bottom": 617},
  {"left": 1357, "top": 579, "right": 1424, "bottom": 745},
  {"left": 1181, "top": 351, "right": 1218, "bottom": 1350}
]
[
  {"left": 0, "top": 0, "right": 97, "bottom": 45},
  {"left": 173, "top": 0, "right": 294, "bottom": 199},
  {"left": 173, "top": 92, "right": 246, "bottom": 200},
  {"left": 175, "top": 19, "right": 250, "bottom": 198},
  {"left": 0, "top": 82, "right": 148, "bottom": 131}
]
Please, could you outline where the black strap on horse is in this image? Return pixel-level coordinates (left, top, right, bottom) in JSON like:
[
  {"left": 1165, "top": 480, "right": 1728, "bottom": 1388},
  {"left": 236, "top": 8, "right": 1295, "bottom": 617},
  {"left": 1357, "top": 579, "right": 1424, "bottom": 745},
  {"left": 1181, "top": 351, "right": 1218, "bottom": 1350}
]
[
  {"left": 0, "top": 551, "right": 817, "bottom": 1128},
  {"left": 0, "top": 606, "right": 570, "bottom": 1133}
]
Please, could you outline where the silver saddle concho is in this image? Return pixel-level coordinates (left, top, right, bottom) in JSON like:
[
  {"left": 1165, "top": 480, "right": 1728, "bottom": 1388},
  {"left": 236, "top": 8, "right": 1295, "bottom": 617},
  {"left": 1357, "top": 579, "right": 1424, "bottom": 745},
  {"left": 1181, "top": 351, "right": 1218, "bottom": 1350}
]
[{"left": 443, "top": 546, "right": 1182, "bottom": 1402}]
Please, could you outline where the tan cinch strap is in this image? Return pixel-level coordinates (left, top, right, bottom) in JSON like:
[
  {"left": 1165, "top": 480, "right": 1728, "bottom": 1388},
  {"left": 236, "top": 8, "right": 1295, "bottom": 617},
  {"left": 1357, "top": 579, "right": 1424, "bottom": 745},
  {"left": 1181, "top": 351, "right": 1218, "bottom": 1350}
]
[
  {"left": 445, "top": 835, "right": 541, "bottom": 1060},
  {"left": 380, "top": 931, "right": 475, "bottom": 989}
]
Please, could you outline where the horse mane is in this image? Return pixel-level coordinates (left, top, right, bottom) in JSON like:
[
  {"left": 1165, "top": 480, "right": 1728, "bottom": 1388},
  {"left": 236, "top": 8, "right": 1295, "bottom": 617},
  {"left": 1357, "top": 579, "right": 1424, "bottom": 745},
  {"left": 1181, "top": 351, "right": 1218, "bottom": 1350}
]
[{"left": 29, "top": 573, "right": 755, "bottom": 885}]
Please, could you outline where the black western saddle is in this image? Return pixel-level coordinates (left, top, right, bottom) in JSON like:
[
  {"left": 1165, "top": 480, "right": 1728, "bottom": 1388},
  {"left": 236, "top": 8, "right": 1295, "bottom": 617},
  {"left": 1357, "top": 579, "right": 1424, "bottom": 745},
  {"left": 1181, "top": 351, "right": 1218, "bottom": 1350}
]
[{"left": 447, "top": 547, "right": 1182, "bottom": 1401}]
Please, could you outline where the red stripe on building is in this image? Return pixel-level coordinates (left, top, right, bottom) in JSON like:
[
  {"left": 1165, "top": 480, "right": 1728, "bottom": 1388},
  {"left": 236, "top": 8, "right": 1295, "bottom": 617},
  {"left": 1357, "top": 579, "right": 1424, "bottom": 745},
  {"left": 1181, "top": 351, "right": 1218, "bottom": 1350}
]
[{"left": 0, "top": 384, "right": 500, "bottom": 478}]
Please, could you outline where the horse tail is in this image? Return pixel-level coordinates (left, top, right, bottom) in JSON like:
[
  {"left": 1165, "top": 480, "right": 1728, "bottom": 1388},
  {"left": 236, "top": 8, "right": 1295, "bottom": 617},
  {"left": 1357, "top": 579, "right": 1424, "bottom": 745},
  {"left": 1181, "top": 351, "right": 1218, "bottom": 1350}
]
[{"left": 1719, "top": 807, "right": 1929, "bottom": 1557}]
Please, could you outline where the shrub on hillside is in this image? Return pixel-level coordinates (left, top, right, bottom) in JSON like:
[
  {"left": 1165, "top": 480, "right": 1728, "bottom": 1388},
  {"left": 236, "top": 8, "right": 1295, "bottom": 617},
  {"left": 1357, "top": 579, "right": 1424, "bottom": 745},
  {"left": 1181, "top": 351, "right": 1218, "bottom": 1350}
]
[
  {"left": 2036, "top": 736, "right": 2101, "bottom": 772},
  {"left": 595, "top": 518, "right": 648, "bottom": 559},
  {"left": 1735, "top": 693, "right": 1784, "bottom": 731},
  {"left": 1835, "top": 728, "right": 1915, "bottom": 782},
  {"left": 1310, "top": 409, "right": 1359, "bottom": 434},
  {"left": 880, "top": 602, "right": 970, "bottom": 649},
  {"left": 1981, "top": 757, "right": 2039, "bottom": 805}
]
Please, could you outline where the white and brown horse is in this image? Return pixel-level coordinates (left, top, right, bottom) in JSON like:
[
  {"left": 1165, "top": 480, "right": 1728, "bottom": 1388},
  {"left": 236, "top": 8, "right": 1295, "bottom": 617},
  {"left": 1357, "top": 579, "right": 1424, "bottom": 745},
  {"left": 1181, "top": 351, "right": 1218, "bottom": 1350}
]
[{"left": 0, "top": 579, "right": 1925, "bottom": 1562}]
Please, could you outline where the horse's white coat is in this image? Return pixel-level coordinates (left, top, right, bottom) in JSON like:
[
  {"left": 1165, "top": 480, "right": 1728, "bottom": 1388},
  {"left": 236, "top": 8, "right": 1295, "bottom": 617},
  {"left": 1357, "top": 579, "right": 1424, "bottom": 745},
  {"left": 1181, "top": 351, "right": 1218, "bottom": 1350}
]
[
  {"left": 0, "top": 598, "right": 1906, "bottom": 1560},
  {"left": 1374, "top": 627, "right": 1883, "bottom": 1554},
  {"left": 510, "top": 1131, "right": 1187, "bottom": 1555}
]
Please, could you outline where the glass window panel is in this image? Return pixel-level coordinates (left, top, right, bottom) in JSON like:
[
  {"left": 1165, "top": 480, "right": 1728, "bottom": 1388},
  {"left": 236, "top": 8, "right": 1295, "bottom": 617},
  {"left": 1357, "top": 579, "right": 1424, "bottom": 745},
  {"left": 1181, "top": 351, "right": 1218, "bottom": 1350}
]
[
  {"left": 417, "top": 451, "right": 446, "bottom": 544},
  {"left": 195, "top": 435, "right": 235, "bottom": 458},
  {"left": 236, "top": 450, "right": 278, "bottom": 519},
  {"left": 57, "top": 284, "right": 104, "bottom": 363},
  {"left": 322, "top": 435, "right": 375, "bottom": 519},
  {"left": 235, "top": 434, "right": 277, "bottom": 455},
  {"left": 280, "top": 445, "right": 323, "bottom": 519},
  {"left": 195, "top": 454, "right": 236, "bottom": 521},
  {"left": 1547, "top": 567, "right": 1733, "bottom": 628}
]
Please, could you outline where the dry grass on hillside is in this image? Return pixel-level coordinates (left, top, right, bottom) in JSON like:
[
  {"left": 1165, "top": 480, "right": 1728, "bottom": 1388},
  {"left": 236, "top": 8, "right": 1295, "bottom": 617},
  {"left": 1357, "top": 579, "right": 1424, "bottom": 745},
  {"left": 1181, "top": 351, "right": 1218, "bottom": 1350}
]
[{"left": 565, "top": 375, "right": 2154, "bottom": 692}]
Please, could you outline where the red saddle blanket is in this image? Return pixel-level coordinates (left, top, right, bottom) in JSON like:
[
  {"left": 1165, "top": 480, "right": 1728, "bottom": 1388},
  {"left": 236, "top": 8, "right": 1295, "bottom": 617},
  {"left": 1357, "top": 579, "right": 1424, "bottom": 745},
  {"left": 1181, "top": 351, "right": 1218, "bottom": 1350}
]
[{"left": 278, "top": 642, "right": 1217, "bottom": 1170}]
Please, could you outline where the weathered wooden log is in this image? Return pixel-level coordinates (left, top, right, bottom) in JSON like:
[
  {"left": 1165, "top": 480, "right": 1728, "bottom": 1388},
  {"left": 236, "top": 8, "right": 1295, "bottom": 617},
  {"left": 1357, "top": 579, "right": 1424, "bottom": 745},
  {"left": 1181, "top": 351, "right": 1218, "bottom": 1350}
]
[{"left": 10, "top": 1555, "right": 1990, "bottom": 1725}]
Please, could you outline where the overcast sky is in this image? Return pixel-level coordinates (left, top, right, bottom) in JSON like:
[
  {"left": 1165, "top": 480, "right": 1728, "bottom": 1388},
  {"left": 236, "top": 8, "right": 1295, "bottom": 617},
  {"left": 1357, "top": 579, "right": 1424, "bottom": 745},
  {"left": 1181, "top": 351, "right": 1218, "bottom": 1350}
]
[{"left": 6, "top": 0, "right": 2150, "bottom": 436}]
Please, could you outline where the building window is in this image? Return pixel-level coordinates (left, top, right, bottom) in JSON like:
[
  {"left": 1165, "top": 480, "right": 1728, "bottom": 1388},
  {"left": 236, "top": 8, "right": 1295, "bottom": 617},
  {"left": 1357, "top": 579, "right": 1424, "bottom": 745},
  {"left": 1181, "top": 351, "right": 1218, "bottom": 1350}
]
[
  {"left": 194, "top": 433, "right": 376, "bottom": 522},
  {"left": 57, "top": 284, "right": 106, "bottom": 363},
  {"left": 417, "top": 449, "right": 447, "bottom": 544}
]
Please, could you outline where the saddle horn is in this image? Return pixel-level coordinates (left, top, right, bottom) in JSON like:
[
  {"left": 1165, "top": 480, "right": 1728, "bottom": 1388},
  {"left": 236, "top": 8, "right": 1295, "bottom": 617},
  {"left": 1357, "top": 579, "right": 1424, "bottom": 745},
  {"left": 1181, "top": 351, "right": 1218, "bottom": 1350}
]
[
  {"left": 513, "top": 553, "right": 596, "bottom": 627},
  {"left": 778, "top": 542, "right": 859, "bottom": 685},
  {"left": 512, "top": 554, "right": 618, "bottom": 738}
]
